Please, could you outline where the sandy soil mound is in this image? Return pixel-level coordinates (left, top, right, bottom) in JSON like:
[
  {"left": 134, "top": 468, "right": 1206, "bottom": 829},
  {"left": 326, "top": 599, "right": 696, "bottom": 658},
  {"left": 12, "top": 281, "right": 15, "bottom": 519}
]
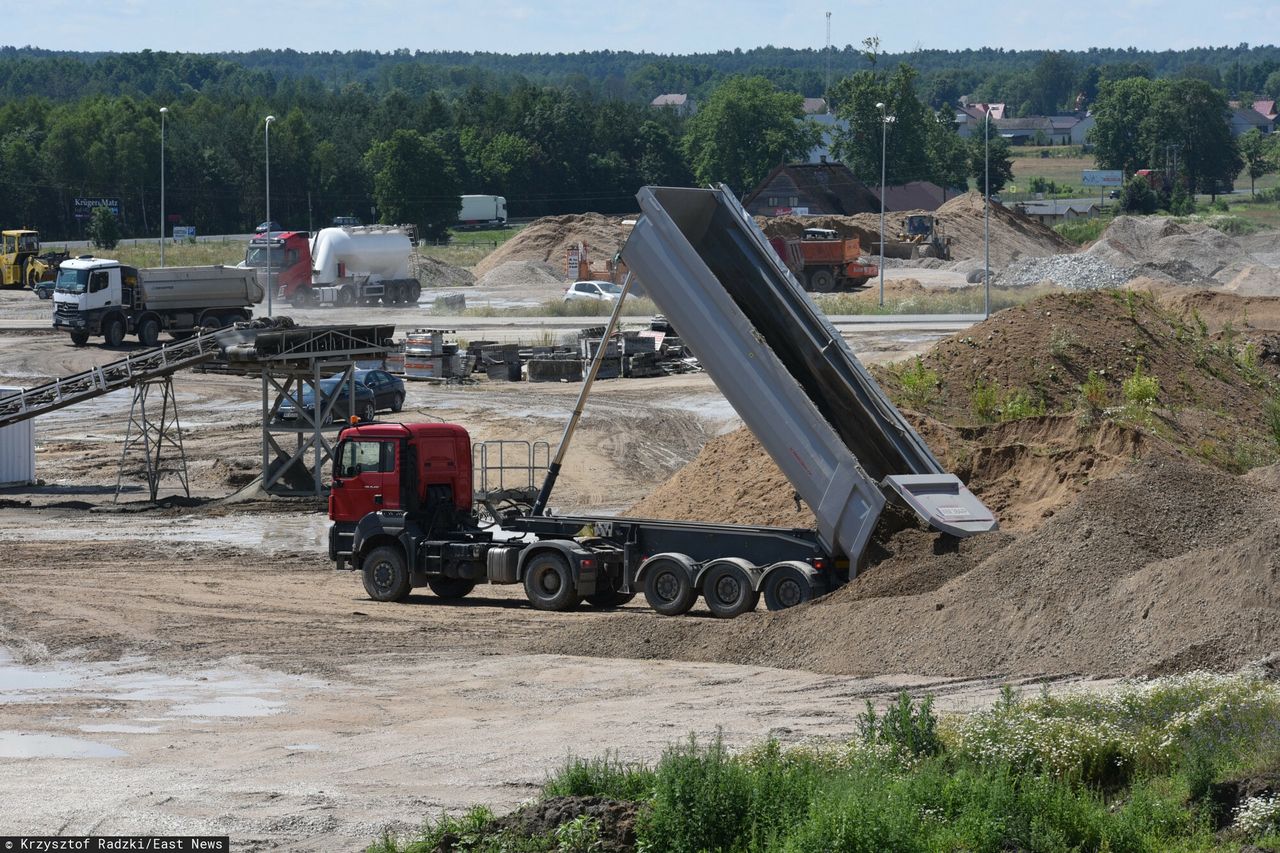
[
  {"left": 759, "top": 192, "right": 1071, "bottom": 266},
  {"left": 473, "top": 213, "right": 634, "bottom": 279},
  {"left": 877, "top": 290, "right": 1280, "bottom": 467},
  {"left": 415, "top": 255, "right": 475, "bottom": 288},
  {"left": 1086, "top": 216, "right": 1280, "bottom": 295},
  {"left": 543, "top": 453, "right": 1280, "bottom": 677}
]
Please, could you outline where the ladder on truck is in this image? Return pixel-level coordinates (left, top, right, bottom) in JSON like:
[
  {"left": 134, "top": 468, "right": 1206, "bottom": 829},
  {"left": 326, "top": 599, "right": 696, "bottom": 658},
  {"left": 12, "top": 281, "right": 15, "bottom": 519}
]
[{"left": 0, "top": 332, "right": 225, "bottom": 429}]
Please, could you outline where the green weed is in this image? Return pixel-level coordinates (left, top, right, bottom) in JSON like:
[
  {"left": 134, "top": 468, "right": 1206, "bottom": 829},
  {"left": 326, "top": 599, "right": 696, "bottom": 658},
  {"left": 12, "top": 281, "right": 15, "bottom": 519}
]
[
  {"left": 1079, "top": 370, "right": 1110, "bottom": 411},
  {"left": 543, "top": 752, "right": 656, "bottom": 802},
  {"left": 896, "top": 356, "right": 939, "bottom": 409},
  {"left": 1122, "top": 359, "right": 1160, "bottom": 411}
]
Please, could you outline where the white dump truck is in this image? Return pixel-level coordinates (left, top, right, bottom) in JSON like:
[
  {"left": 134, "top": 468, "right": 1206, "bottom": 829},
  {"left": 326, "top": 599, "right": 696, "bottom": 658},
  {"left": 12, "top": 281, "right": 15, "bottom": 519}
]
[{"left": 52, "top": 257, "right": 263, "bottom": 347}]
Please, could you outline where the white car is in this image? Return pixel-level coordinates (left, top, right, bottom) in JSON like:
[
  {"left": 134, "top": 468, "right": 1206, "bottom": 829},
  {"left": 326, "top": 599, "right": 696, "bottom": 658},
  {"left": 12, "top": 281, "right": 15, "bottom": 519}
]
[{"left": 563, "top": 280, "right": 623, "bottom": 303}]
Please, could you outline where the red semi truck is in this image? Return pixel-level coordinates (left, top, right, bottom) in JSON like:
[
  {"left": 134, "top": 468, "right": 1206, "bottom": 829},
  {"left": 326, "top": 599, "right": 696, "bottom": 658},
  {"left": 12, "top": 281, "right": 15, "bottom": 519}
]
[{"left": 243, "top": 226, "right": 421, "bottom": 308}]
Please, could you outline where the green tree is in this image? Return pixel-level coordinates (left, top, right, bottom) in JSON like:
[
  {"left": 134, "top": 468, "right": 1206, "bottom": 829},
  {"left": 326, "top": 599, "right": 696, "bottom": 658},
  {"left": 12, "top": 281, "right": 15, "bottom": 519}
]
[
  {"left": 1144, "top": 79, "right": 1241, "bottom": 197},
  {"left": 925, "top": 110, "right": 969, "bottom": 192},
  {"left": 87, "top": 205, "right": 120, "bottom": 249},
  {"left": 830, "top": 65, "right": 934, "bottom": 186},
  {"left": 1238, "top": 127, "right": 1275, "bottom": 195},
  {"left": 1091, "top": 77, "right": 1157, "bottom": 176},
  {"left": 681, "top": 75, "right": 818, "bottom": 193},
  {"left": 364, "top": 129, "right": 460, "bottom": 239},
  {"left": 968, "top": 119, "right": 1014, "bottom": 195}
]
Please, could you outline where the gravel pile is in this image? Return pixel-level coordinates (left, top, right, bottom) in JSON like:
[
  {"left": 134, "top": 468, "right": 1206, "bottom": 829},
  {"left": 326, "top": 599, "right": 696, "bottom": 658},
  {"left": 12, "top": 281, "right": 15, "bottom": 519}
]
[{"left": 997, "top": 254, "right": 1134, "bottom": 290}]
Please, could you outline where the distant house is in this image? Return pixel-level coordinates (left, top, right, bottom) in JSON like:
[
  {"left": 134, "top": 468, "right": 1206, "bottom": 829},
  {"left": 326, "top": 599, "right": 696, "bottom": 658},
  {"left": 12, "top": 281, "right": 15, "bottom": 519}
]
[
  {"left": 802, "top": 97, "right": 829, "bottom": 115},
  {"left": 875, "top": 181, "right": 954, "bottom": 212},
  {"left": 1229, "top": 106, "right": 1274, "bottom": 136},
  {"left": 650, "top": 93, "right": 695, "bottom": 116},
  {"left": 804, "top": 112, "right": 847, "bottom": 164},
  {"left": 955, "top": 103, "right": 1006, "bottom": 138},
  {"left": 1014, "top": 200, "right": 1100, "bottom": 226},
  {"left": 1255, "top": 100, "right": 1278, "bottom": 121},
  {"left": 994, "top": 117, "right": 1056, "bottom": 145},
  {"left": 1071, "top": 114, "right": 1096, "bottom": 146},
  {"left": 1048, "top": 116, "right": 1080, "bottom": 145},
  {"left": 742, "top": 163, "right": 881, "bottom": 217}
]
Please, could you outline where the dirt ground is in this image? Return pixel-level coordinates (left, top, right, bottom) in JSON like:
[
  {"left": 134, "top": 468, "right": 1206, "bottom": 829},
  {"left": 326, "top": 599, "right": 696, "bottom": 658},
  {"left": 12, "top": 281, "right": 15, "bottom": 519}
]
[{"left": 0, "top": 289, "right": 984, "bottom": 851}]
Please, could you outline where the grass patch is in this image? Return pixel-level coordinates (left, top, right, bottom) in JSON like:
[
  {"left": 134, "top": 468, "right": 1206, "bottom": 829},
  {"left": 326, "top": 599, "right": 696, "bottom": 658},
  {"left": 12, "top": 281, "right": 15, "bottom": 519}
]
[
  {"left": 1054, "top": 217, "right": 1110, "bottom": 246},
  {"left": 82, "top": 238, "right": 246, "bottom": 268},
  {"left": 375, "top": 673, "right": 1280, "bottom": 852},
  {"left": 814, "top": 285, "right": 1052, "bottom": 316}
]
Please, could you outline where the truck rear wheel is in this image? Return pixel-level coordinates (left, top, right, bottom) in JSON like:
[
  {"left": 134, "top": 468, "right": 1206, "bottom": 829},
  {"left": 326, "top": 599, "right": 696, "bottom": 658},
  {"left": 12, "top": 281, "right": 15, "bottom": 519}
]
[
  {"left": 336, "top": 286, "right": 355, "bottom": 307},
  {"left": 69, "top": 330, "right": 90, "bottom": 347},
  {"left": 763, "top": 565, "right": 814, "bottom": 611},
  {"left": 808, "top": 269, "right": 836, "bottom": 292},
  {"left": 702, "top": 562, "right": 760, "bottom": 618},
  {"left": 361, "top": 545, "right": 411, "bottom": 602},
  {"left": 522, "top": 552, "right": 580, "bottom": 611},
  {"left": 642, "top": 558, "right": 696, "bottom": 616},
  {"left": 427, "top": 576, "right": 476, "bottom": 599},
  {"left": 406, "top": 282, "right": 421, "bottom": 304},
  {"left": 137, "top": 317, "right": 161, "bottom": 347},
  {"left": 103, "top": 316, "right": 125, "bottom": 348}
]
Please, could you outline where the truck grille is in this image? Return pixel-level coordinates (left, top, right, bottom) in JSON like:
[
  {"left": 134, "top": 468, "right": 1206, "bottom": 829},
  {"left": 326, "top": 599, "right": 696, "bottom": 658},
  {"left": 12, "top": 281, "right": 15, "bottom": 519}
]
[{"left": 54, "top": 304, "right": 81, "bottom": 321}]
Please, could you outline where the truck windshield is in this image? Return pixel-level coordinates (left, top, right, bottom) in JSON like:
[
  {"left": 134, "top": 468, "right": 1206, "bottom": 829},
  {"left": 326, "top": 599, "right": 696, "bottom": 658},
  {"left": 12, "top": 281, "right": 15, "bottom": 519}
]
[
  {"left": 55, "top": 268, "right": 89, "bottom": 294},
  {"left": 244, "top": 246, "right": 287, "bottom": 267}
]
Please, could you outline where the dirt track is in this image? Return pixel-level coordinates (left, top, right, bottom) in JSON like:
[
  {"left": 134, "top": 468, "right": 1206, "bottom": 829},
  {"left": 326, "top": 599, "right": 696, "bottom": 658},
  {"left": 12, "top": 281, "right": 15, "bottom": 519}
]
[{"left": 0, "top": 290, "right": 987, "bottom": 850}]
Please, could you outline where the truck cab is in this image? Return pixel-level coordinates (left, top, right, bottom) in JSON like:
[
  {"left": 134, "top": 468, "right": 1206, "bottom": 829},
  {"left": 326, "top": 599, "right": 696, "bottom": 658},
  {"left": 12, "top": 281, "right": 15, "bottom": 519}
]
[
  {"left": 242, "top": 231, "right": 311, "bottom": 306},
  {"left": 52, "top": 257, "right": 138, "bottom": 343},
  {"left": 329, "top": 422, "right": 475, "bottom": 557}
]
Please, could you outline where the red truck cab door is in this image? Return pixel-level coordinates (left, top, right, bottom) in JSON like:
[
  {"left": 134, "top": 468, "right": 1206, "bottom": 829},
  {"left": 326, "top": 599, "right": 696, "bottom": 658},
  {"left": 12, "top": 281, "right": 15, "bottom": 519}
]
[{"left": 330, "top": 438, "right": 401, "bottom": 522}]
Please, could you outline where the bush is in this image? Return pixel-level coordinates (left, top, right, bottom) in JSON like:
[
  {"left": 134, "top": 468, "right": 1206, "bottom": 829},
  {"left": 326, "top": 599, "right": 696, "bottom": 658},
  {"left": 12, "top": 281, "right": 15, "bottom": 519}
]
[
  {"left": 87, "top": 205, "right": 120, "bottom": 249},
  {"left": 857, "top": 691, "right": 942, "bottom": 761},
  {"left": 1267, "top": 397, "right": 1280, "bottom": 447},
  {"left": 1079, "top": 370, "right": 1110, "bottom": 411},
  {"left": 896, "top": 356, "right": 939, "bottom": 409},
  {"left": 544, "top": 752, "right": 656, "bottom": 801},
  {"left": 1122, "top": 359, "right": 1160, "bottom": 410},
  {"left": 1053, "top": 217, "right": 1108, "bottom": 245},
  {"left": 1119, "top": 176, "right": 1159, "bottom": 215}
]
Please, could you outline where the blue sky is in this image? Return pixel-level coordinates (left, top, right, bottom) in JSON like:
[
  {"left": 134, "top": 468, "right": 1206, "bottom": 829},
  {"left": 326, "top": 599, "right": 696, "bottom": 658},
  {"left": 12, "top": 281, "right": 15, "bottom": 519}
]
[{"left": 14, "top": 0, "right": 1278, "bottom": 54}]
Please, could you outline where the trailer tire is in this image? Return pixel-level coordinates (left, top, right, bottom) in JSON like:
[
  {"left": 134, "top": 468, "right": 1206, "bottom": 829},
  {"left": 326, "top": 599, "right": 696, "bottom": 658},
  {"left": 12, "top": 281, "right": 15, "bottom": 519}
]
[
  {"left": 427, "top": 576, "right": 476, "bottom": 599},
  {"left": 522, "top": 552, "right": 580, "bottom": 611},
  {"left": 702, "top": 561, "right": 760, "bottom": 618},
  {"left": 407, "top": 281, "right": 421, "bottom": 304},
  {"left": 763, "top": 565, "right": 815, "bottom": 612},
  {"left": 336, "top": 286, "right": 356, "bottom": 307},
  {"left": 643, "top": 558, "right": 696, "bottom": 616},
  {"left": 808, "top": 269, "right": 836, "bottom": 292},
  {"left": 137, "top": 317, "right": 161, "bottom": 347},
  {"left": 103, "top": 315, "right": 126, "bottom": 348},
  {"left": 69, "top": 330, "right": 90, "bottom": 347},
  {"left": 361, "top": 545, "right": 411, "bottom": 602}
]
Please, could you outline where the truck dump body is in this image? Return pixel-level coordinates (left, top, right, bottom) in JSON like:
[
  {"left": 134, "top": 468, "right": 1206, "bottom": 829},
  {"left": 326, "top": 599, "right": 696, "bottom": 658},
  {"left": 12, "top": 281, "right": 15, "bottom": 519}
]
[
  {"left": 137, "top": 265, "right": 263, "bottom": 310},
  {"left": 621, "top": 186, "right": 995, "bottom": 561}
]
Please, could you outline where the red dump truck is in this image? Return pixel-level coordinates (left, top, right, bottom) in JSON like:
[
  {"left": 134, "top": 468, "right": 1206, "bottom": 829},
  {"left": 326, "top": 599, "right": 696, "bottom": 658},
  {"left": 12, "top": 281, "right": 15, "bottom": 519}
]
[{"left": 769, "top": 228, "right": 878, "bottom": 292}]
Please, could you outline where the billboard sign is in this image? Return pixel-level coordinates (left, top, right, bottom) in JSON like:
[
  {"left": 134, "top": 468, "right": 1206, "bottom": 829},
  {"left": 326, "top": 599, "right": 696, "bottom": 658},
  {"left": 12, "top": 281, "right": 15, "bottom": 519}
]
[
  {"left": 172, "top": 226, "right": 197, "bottom": 240},
  {"left": 1082, "top": 170, "right": 1124, "bottom": 187},
  {"left": 73, "top": 197, "right": 121, "bottom": 220}
]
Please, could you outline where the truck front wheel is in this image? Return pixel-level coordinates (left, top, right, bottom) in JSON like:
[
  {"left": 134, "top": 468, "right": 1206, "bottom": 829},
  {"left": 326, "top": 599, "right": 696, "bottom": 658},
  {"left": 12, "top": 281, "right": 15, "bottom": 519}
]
[
  {"left": 361, "top": 545, "right": 411, "bottom": 602},
  {"left": 808, "top": 269, "right": 836, "bottom": 292},
  {"left": 522, "top": 552, "right": 581, "bottom": 611},
  {"left": 69, "top": 330, "right": 90, "bottom": 347},
  {"left": 103, "top": 316, "right": 125, "bottom": 347}
]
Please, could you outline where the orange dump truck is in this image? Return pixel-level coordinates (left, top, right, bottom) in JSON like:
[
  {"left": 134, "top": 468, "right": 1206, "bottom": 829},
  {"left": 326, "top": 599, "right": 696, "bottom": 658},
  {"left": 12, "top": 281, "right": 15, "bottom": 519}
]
[{"left": 769, "top": 228, "right": 878, "bottom": 292}]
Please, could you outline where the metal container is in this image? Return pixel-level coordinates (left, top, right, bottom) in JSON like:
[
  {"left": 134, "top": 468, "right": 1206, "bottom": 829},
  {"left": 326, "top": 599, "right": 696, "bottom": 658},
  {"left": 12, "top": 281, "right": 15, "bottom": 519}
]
[
  {"left": 0, "top": 386, "right": 35, "bottom": 486},
  {"left": 404, "top": 355, "right": 446, "bottom": 379}
]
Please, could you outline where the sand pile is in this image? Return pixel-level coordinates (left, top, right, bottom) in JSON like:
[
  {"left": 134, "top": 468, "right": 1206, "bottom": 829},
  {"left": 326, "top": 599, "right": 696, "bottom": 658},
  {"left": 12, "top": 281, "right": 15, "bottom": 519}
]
[
  {"left": 545, "top": 454, "right": 1280, "bottom": 677},
  {"left": 473, "top": 213, "right": 634, "bottom": 278},
  {"left": 551, "top": 289, "right": 1280, "bottom": 677},
  {"left": 1086, "top": 216, "right": 1280, "bottom": 295},
  {"left": 758, "top": 192, "right": 1072, "bottom": 266},
  {"left": 415, "top": 255, "right": 475, "bottom": 288}
]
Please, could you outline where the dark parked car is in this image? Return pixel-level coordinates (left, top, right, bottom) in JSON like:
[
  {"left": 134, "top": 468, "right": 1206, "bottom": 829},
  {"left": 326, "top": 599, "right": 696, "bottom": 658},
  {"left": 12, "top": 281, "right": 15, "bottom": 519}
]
[{"left": 278, "top": 369, "right": 405, "bottom": 423}]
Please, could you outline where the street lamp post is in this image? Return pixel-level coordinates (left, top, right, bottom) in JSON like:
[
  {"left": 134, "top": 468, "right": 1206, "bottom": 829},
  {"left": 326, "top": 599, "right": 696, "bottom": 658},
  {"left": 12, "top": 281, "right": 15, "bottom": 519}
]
[
  {"left": 984, "top": 110, "right": 991, "bottom": 318},
  {"left": 159, "top": 107, "right": 168, "bottom": 268},
  {"left": 875, "top": 102, "right": 891, "bottom": 307},
  {"left": 264, "top": 114, "right": 275, "bottom": 318}
]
